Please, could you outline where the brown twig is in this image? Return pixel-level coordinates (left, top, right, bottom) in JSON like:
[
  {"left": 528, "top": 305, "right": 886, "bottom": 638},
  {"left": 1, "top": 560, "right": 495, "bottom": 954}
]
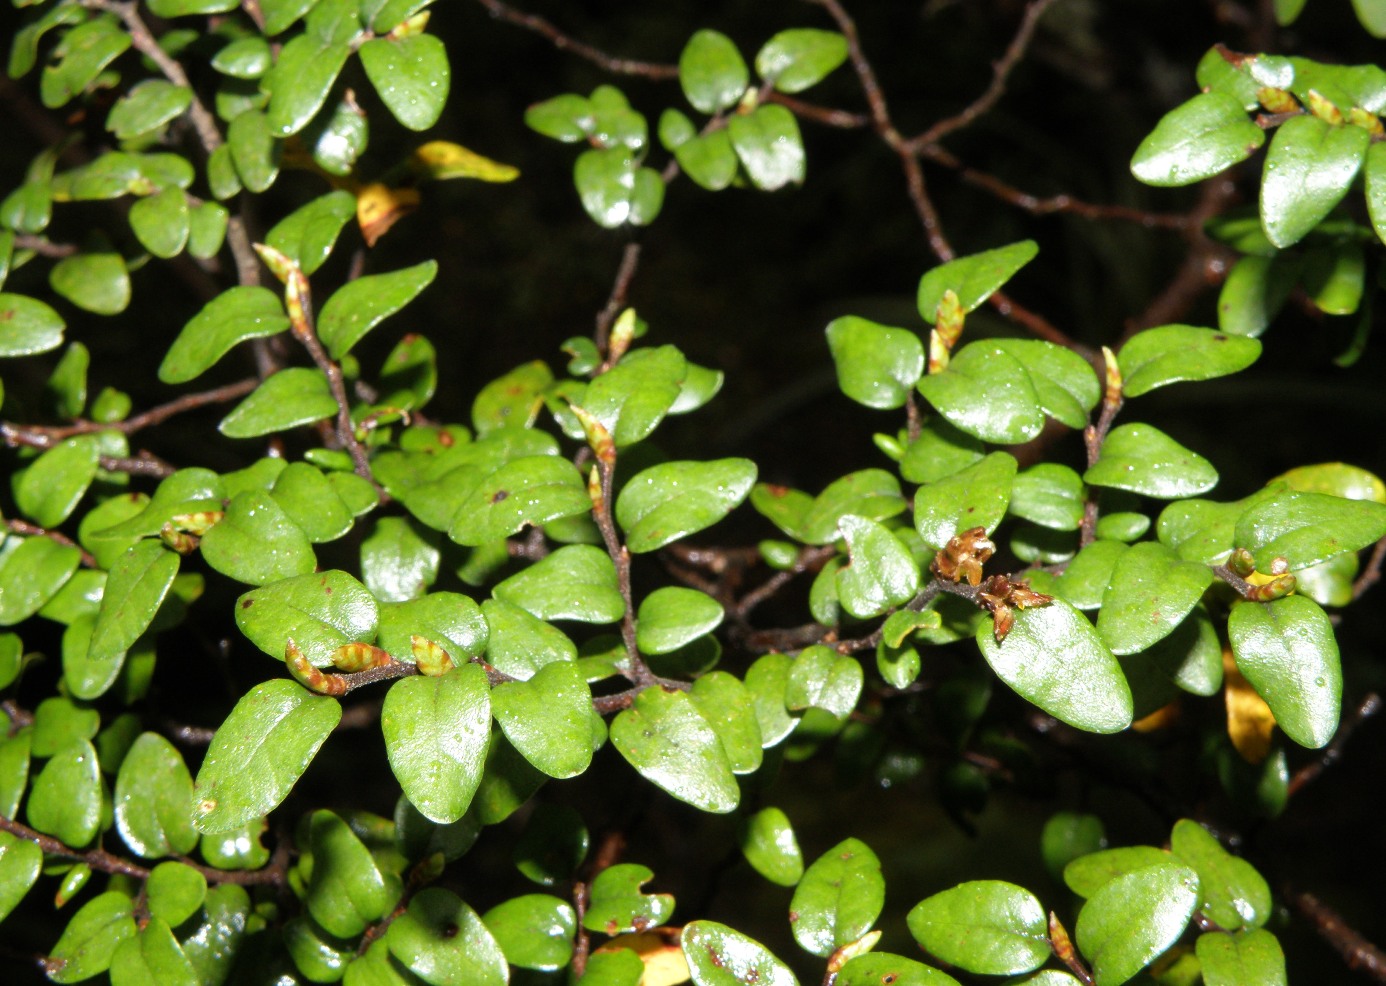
[
  {"left": 1287, "top": 888, "right": 1386, "bottom": 982},
  {"left": 3, "top": 519, "right": 98, "bottom": 566},
  {"left": 1352, "top": 537, "right": 1386, "bottom": 601},
  {"left": 11, "top": 235, "right": 78, "bottom": 258},
  {"left": 594, "top": 241, "right": 643, "bottom": 356},
  {"left": 1288, "top": 692, "right": 1382, "bottom": 797},
  {"left": 765, "top": 92, "right": 870, "bottom": 129},
  {"left": 470, "top": 0, "right": 678, "bottom": 79}
]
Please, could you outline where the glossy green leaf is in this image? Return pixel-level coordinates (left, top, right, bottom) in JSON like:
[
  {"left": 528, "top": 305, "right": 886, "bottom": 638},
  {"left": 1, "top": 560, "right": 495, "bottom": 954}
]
[
  {"left": 1365, "top": 142, "right": 1386, "bottom": 248},
  {"left": 147, "top": 0, "right": 237, "bottom": 14},
  {"left": 1130, "top": 91, "right": 1264, "bottom": 187},
  {"left": 755, "top": 29, "right": 848, "bottom": 93},
  {"left": 27, "top": 738, "right": 101, "bottom": 846},
  {"left": 617, "top": 458, "right": 757, "bottom": 553},
  {"left": 40, "top": 17, "right": 131, "bottom": 110},
  {"left": 1084, "top": 423, "right": 1217, "bottom": 498},
  {"left": 0, "top": 732, "right": 29, "bottom": 818},
  {"left": 318, "top": 260, "right": 438, "bottom": 359},
  {"left": 379, "top": 332, "right": 438, "bottom": 410},
  {"left": 447, "top": 455, "right": 590, "bottom": 547},
  {"left": 1217, "top": 255, "right": 1297, "bottom": 338},
  {"left": 573, "top": 147, "right": 664, "bottom": 226},
  {"left": 383, "top": 666, "right": 491, "bottom": 823},
  {"left": 1096, "top": 542, "right": 1212, "bottom": 655},
  {"left": 72, "top": 541, "right": 178, "bottom": 699},
  {"left": 976, "top": 600, "right": 1132, "bottom": 733},
  {"left": 799, "top": 470, "right": 908, "bottom": 545},
  {"left": 360, "top": 34, "right": 450, "bottom": 131},
  {"left": 306, "top": 91, "right": 370, "bottom": 176},
  {"left": 306, "top": 809, "right": 392, "bottom": 937},
  {"left": 13, "top": 435, "right": 98, "bottom": 528},
  {"left": 993, "top": 338, "right": 1101, "bottom": 429},
  {"left": 740, "top": 807, "right": 803, "bottom": 887},
  {"left": 212, "top": 36, "right": 272, "bottom": 77},
  {"left": 266, "top": 30, "right": 353, "bottom": 136},
  {"left": 900, "top": 419, "right": 985, "bottom": 484},
  {"left": 114, "top": 732, "right": 197, "bottom": 858},
  {"left": 1064, "top": 846, "right": 1176, "bottom": 898},
  {"left": 177, "top": 884, "right": 250, "bottom": 985},
  {"left": 914, "top": 451, "right": 1017, "bottom": 551},
  {"left": 836, "top": 953, "right": 960, "bottom": 986},
  {"left": 577, "top": 947, "right": 644, "bottom": 986},
  {"left": 1229, "top": 595, "right": 1341, "bottom": 749},
  {"left": 199, "top": 490, "right": 315, "bottom": 585},
  {"left": 129, "top": 186, "right": 190, "bottom": 259},
  {"left": 637, "top": 586, "right": 723, "bottom": 655},
  {"left": 1302, "top": 241, "right": 1365, "bottom": 315},
  {"left": 47, "top": 892, "right": 136, "bottom": 984},
  {"left": 159, "top": 286, "right": 288, "bottom": 384},
  {"left": 1197, "top": 929, "right": 1287, "bottom": 986},
  {"left": 268, "top": 461, "right": 356, "bottom": 543},
  {"left": 826, "top": 315, "right": 925, "bottom": 410},
  {"left": 109, "top": 918, "right": 198, "bottom": 986},
  {"left": 388, "top": 888, "right": 507, "bottom": 986},
  {"left": 789, "top": 838, "right": 883, "bottom": 957},
  {"left": 0, "top": 830, "right": 42, "bottom": 922},
  {"left": 906, "top": 881, "right": 1049, "bottom": 975},
  {"left": 585, "top": 863, "right": 675, "bottom": 934},
  {"left": 786, "top": 646, "right": 862, "bottom": 721},
  {"left": 1274, "top": 462, "right": 1386, "bottom": 503},
  {"left": 1010, "top": 463, "right": 1085, "bottom": 531},
  {"left": 917, "top": 241, "right": 1039, "bottom": 321},
  {"left": 836, "top": 514, "right": 920, "bottom": 619},
  {"left": 482, "top": 893, "right": 576, "bottom": 971},
  {"left": 29, "top": 695, "right": 100, "bottom": 757},
  {"left": 49, "top": 249, "right": 129, "bottom": 315},
  {"left": 199, "top": 816, "right": 270, "bottom": 870},
  {"left": 0, "top": 293, "right": 65, "bottom": 356},
  {"left": 681, "top": 922, "right": 798, "bottom": 986},
  {"left": 611, "top": 686, "right": 739, "bottom": 813},
  {"left": 235, "top": 570, "right": 377, "bottom": 666},
  {"left": 1119, "top": 325, "right": 1262, "bottom": 397},
  {"left": 745, "top": 652, "right": 798, "bottom": 747},
  {"left": 219, "top": 367, "right": 337, "bottom": 439},
  {"left": 679, "top": 30, "right": 748, "bottom": 113},
  {"left": 145, "top": 861, "right": 206, "bottom": 927},
  {"left": 689, "top": 671, "right": 763, "bottom": 774},
  {"left": 265, "top": 189, "right": 356, "bottom": 275},
  {"left": 514, "top": 803, "right": 589, "bottom": 886},
  {"left": 1261, "top": 114, "right": 1369, "bottom": 248},
  {"left": 582, "top": 345, "right": 686, "bottom": 445},
  {"left": 108, "top": 80, "right": 192, "bottom": 140},
  {"left": 1170, "top": 819, "right": 1271, "bottom": 930},
  {"left": 479, "top": 598, "right": 576, "bottom": 681},
  {"left": 917, "top": 342, "right": 1044, "bottom": 444},
  {"left": 491, "top": 659, "right": 594, "bottom": 779},
  {"left": 673, "top": 128, "right": 739, "bottom": 190},
  {"left": 283, "top": 915, "right": 354, "bottom": 981},
  {"left": 1075, "top": 862, "right": 1200, "bottom": 986},
  {"left": 1234, "top": 487, "right": 1386, "bottom": 571},
  {"left": 728, "top": 104, "right": 805, "bottom": 190},
  {"left": 183, "top": 200, "right": 227, "bottom": 259},
  {"left": 493, "top": 544, "right": 622, "bottom": 623},
  {"left": 192, "top": 679, "right": 342, "bottom": 832},
  {"left": 226, "top": 109, "right": 280, "bottom": 193},
  {"left": 471, "top": 360, "right": 551, "bottom": 434}
]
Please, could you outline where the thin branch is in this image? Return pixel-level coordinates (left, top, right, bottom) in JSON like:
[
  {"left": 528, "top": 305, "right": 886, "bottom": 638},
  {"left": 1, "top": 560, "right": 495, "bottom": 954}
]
[
  {"left": 100, "top": 452, "right": 176, "bottom": 478},
  {"left": 12, "top": 235, "right": 78, "bottom": 258},
  {"left": 807, "top": 0, "right": 901, "bottom": 146},
  {"left": 4, "top": 520, "right": 97, "bottom": 566},
  {"left": 735, "top": 546, "right": 838, "bottom": 618},
  {"left": 0, "top": 814, "right": 150, "bottom": 880},
  {"left": 1352, "top": 537, "right": 1386, "bottom": 601},
  {"left": 470, "top": 0, "right": 678, "bottom": 79},
  {"left": 765, "top": 92, "right": 870, "bottom": 129},
  {"left": 1288, "top": 692, "right": 1382, "bottom": 797},
  {"left": 908, "top": 0, "right": 1061, "bottom": 150},
  {"left": 594, "top": 241, "right": 643, "bottom": 355},
  {"left": 1287, "top": 888, "right": 1386, "bottom": 982}
]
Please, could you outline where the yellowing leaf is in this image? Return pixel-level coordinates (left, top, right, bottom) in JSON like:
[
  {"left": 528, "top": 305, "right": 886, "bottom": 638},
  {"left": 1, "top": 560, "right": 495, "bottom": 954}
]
[
  {"left": 356, "top": 182, "right": 420, "bottom": 247},
  {"left": 411, "top": 141, "right": 520, "bottom": 182},
  {"left": 1223, "top": 648, "right": 1275, "bottom": 763},
  {"left": 598, "top": 931, "right": 691, "bottom": 986}
]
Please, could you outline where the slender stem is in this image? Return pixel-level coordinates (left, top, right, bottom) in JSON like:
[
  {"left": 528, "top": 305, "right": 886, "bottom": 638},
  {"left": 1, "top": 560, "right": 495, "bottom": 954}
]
[
  {"left": 470, "top": 0, "right": 678, "bottom": 79},
  {"left": 1352, "top": 536, "right": 1386, "bottom": 600},
  {"left": 1287, "top": 692, "right": 1382, "bottom": 797},
  {"left": 4, "top": 519, "right": 97, "bottom": 566},
  {"left": 1287, "top": 888, "right": 1386, "bottom": 982},
  {"left": 594, "top": 241, "right": 643, "bottom": 356}
]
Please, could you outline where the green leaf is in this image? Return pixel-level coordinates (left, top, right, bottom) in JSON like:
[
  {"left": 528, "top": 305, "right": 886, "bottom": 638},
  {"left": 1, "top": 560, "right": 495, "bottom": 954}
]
[
  {"left": 13, "top": 435, "right": 98, "bottom": 527},
  {"left": 1010, "top": 463, "right": 1085, "bottom": 531},
  {"left": 1234, "top": 487, "right": 1386, "bottom": 571},
  {"left": 76, "top": 541, "right": 179, "bottom": 700},
  {"left": 1274, "top": 461, "right": 1386, "bottom": 503},
  {"left": 269, "top": 461, "right": 357, "bottom": 543},
  {"left": 514, "top": 804, "right": 589, "bottom": 886},
  {"left": 471, "top": 360, "right": 552, "bottom": 434},
  {"left": 740, "top": 807, "right": 804, "bottom": 887},
  {"left": 789, "top": 838, "right": 883, "bottom": 957},
  {"left": 192, "top": 679, "right": 342, "bottom": 832},
  {"left": 1096, "top": 542, "right": 1213, "bottom": 656},
  {"left": 574, "top": 147, "right": 664, "bottom": 227},
  {"left": 108, "top": 80, "right": 192, "bottom": 140},
  {"left": 679, "top": 30, "right": 749, "bottom": 113},
  {"left": 585, "top": 863, "right": 675, "bottom": 934},
  {"left": 637, "top": 586, "right": 724, "bottom": 655},
  {"left": 976, "top": 600, "right": 1133, "bottom": 734},
  {"left": 199, "top": 490, "right": 316, "bottom": 585},
  {"left": 616, "top": 458, "right": 757, "bottom": 553},
  {"left": 109, "top": 918, "right": 198, "bottom": 986},
  {"left": 1366, "top": 142, "right": 1386, "bottom": 247},
  {"left": 681, "top": 922, "right": 798, "bottom": 986},
  {"left": 1084, "top": 423, "right": 1218, "bottom": 498},
  {"left": 219, "top": 367, "right": 338, "bottom": 439},
  {"left": 755, "top": 29, "right": 848, "bottom": 93},
  {"left": 145, "top": 861, "right": 206, "bottom": 927},
  {"left": 914, "top": 452, "right": 1017, "bottom": 551},
  {"left": 282, "top": 915, "right": 354, "bottom": 981},
  {"left": 27, "top": 738, "right": 101, "bottom": 846},
  {"left": 212, "top": 36, "right": 272, "bottom": 78},
  {"left": 227, "top": 109, "right": 280, "bottom": 193},
  {"left": 306, "top": 809, "right": 392, "bottom": 937},
  {"left": 689, "top": 671, "right": 763, "bottom": 774},
  {"left": 1041, "top": 812, "right": 1107, "bottom": 883},
  {"left": 1216, "top": 254, "right": 1297, "bottom": 338},
  {"left": 379, "top": 332, "right": 438, "bottom": 410},
  {"left": 479, "top": 597, "right": 576, "bottom": 680},
  {"left": 797, "top": 470, "right": 907, "bottom": 545},
  {"left": 745, "top": 652, "right": 798, "bottom": 747},
  {"left": 836, "top": 514, "right": 920, "bottom": 619},
  {"left": 29, "top": 695, "right": 100, "bottom": 757},
  {"left": 159, "top": 286, "right": 288, "bottom": 384},
  {"left": 147, "top": 0, "right": 237, "bottom": 15},
  {"left": 672, "top": 129, "right": 739, "bottom": 190},
  {"left": 266, "top": 28, "right": 353, "bottom": 136},
  {"left": 40, "top": 17, "right": 131, "bottom": 110},
  {"left": 1130, "top": 91, "right": 1264, "bottom": 187},
  {"left": 113, "top": 732, "right": 197, "bottom": 858},
  {"left": 917, "top": 342, "right": 1044, "bottom": 444},
  {"left": 178, "top": 884, "right": 250, "bottom": 985},
  {"left": 482, "top": 894, "right": 576, "bottom": 971},
  {"left": 129, "top": 186, "right": 190, "bottom": 259},
  {"left": 199, "top": 817, "right": 269, "bottom": 870},
  {"left": 728, "top": 104, "right": 805, "bottom": 190},
  {"left": 382, "top": 666, "right": 491, "bottom": 824},
  {"left": 47, "top": 892, "right": 136, "bottom": 984},
  {"left": 50, "top": 249, "right": 130, "bottom": 315},
  {"left": 836, "top": 953, "right": 961, "bottom": 986},
  {"left": 611, "top": 686, "right": 739, "bottom": 813},
  {"left": 900, "top": 419, "right": 985, "bottom": 484},
  {"left": 1260, "top": 114, "right": 1369, "bottom": 248},
  {"left": 491, "top": 660, "right": 594, "bottom": 779},
  {"left": 0, "top": 830, "right": 42, "bottom": 922},
  {"left": 1064, "top": 846, "right": 1176, "bottom": 898},
  {"left": 387, "top": 888, "right": 507, "bottom": 986},
  {"left": 307, "top": 92, "right": 370, "bottom": 176},
  {"left": 582, "top": 345, "right": 686, "bottom": 445},
  {"left": 236, "top": 569, "right": 378, "bottom": 667},
  {"left": 360, "top": 33, "right": 450, "bottom": 131},
  {"left": 446, "top": 455, "right": 590, "bottom": 547},
  {"left": 917, "top": 241, "right": 1039, "bottom": 320},
  {"left": 1228, "top": 595, "right": 1341, "bottom": 749},
  {"left": 1118, "top": 325, "right": 1262, "bottom": 397},
  {"left": 993, "top": 339, "right": 1101, "bottom": 429},
  {"left": 826, "top": 316, "right": 925, "bottom": 410},
  {"left": 0, "top": 293, "right": 65, "bottom": 356},
  {"left": 1197, "top": 929, "right": 1287, "bottom": 986},
  {"left": 377, "top": 593, "right": 487, "bottom": 666},
  {"left": 526, "top": 93, "right": 595, "bottom": 142},
  {"left": 786, "top": 646, "right": 862, "bottom": 718},
  {"left": 1302, "top": 241, "right": 1365, "bottom": 315},
  {"left": 317, "top": 260, "right": 438, "bottom": 359},
  {"left": 493, "top": 544, "right": 622, "bottom": 623},
  {"left": 576, "top": 948, "right": 644, "bottom": 986},
  {"left": 0, "top": 732, "right": 31, "bottom": 820},
  {"left": 1170, "top": 819, "right": 1271, "bottom": 931},
  {"left": 1075, "top": 862, "right": 1200, "bottom": 986},
  {"left": 266, "top": 189, "right": 356, "bottom": 275},
  {"left": 906, "top": 881, "right": 1049, "bottom": 975}
]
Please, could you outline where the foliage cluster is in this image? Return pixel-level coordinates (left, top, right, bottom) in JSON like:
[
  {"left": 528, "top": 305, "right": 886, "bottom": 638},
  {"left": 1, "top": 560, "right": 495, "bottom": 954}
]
[{"left": 4, "top": 1, "right": 1386, "bottom": 985}]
